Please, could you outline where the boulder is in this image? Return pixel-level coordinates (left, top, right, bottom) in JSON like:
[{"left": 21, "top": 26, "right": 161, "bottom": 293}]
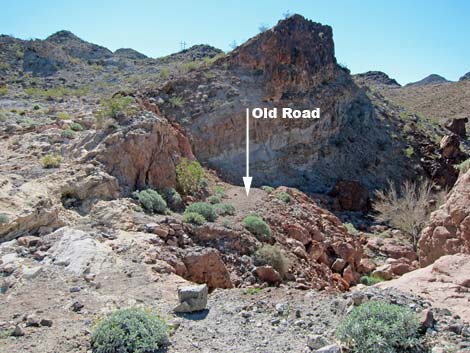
[
  {"left": 254, "top": 266, "right": 282, "bottom": 285},
  {"left": 174, "top": 284, "right": 208, "bottom": 313},
  {"left": 439, "top": 134, "right": 461, "bottom": 159},
  {"left": 314, "top": 344, "right": 341, "bottom": 353},
  {"left": 419, "top": 169, "right": 470, "bottom": 266},
  {"left": 307, "top": 335, "right": 330, "bottom": 350},
  {"left": 445, "top": 117, "right": 468, "bottom": 138},
  {"left": 182, "top": 247, "right": 233, "bottom": 289},
  {"left": 329, "top": 180, "right": 369, "bottom": 212}
]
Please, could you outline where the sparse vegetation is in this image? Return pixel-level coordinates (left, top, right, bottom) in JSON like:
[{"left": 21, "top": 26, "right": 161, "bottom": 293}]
[
  {"left": 213, "top": 185, "right": 226, "bottom": 198},
  {"left": 344, "top": 222, "right": 359, "bottom": 235},
  {"left": 373, "top": 180, "right": 440, "bottom": 251},
  {"left": 275, "top": 191, "right": 290, "bottom": 203},
  {"left": 261, "top": 185, "right": 274, "bottom": 193},
  {"left": 41, "top": 153, "right": 62, "bottom": 168},
  {"left": 336, "top": 301, "right": 420, "bottom": 353},
  {"left": 208, "top": 195, "right": 221, "bottom": 204},
  {"left": 24, "top": 86, "right": 88, "bottom": 98},
  {"left": 213, "top": 203, "right": 235, "bottom": 216},
  {"left": 91, "top": 308, "right": 168, "bottom": 353},
  {"left": 61, "top": 129, "right": 75, "bottom": 139},
  {"left": 182, "top": 211, "right": 206, "bottom": 225},
  {"left": 184, "top": 202, "right": 217, "bottom": 222},
  {"left": 457, "top": 158, "right": 470, "bottom": 174},
  {"left": 56, "top": 111, "right": 70, "bottom": 120},
  {"left": 159, "top": 68, "right": 170, "bottom": 80},
  {"left": 0, "top": 214, "right": 9, "bottom": 224},
  {"left": 176, "top": 158, "right": 205, "bottom": 195},
  {"left": 133, "top": 189, "right": 167, "bottom": 214},
  {"left": 244, "top": 287, "right": 262, "bottom": 295},
  {"left": 360, "top": 275, "right": 384, "bottom": 286},
  {"left": 253, "top": 245, "right": 289, "bottom": 278},
  {"left": 169, "top": 96, "right": 184, "bottom": 108},
  {"left": 243, "top": 214, "right": 271, "bottom": 240},
  {"left": 0, "top": 86, "right": 8, "bottom": 96},
  {"left": 180, "top": 60, "right": 202, "bottom": 73},
  {"left": 97, "top": 94, "right": 136, "bottom": 120},
  {"left": 69, "top": 122, "right": 84, "bottom": 131},
  {"left": 404, "top": 146, "right": 414, "bottom": 158}
]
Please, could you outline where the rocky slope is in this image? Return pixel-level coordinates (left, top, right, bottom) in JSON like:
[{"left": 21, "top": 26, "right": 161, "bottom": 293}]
[
  {"left": 406, "top": 74, "right": 450, "bottom": 87},
  {"left": 150, "top": 15, "right": 412, "bottom": 194}
]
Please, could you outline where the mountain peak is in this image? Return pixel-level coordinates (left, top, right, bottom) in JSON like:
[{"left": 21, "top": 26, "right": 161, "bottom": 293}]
[
  {"left": 406, "top": 74, "right": 450, "bottom": 87},
  {"left": 46, "top": 30, "right": 80, "bottom": 43}
]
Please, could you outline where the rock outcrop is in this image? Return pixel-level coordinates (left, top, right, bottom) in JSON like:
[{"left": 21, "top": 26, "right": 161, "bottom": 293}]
[
  {"left": 152, "top": 14, "right": 409, "bottom": 193},
  {"left": 353, "top": 71, "right": 401, "bottom": 87},
  {"left": 419, "top": 169, "right": 470, "bottom": 266},
  {"left": 406, "top": 74, "right": 450, "bottom": 87},
  {"left": 459, "top": 72, "right": 470, "bottom": 81},
  {"left": 82, "top": 113, "right": 194, "bottom": 193}
]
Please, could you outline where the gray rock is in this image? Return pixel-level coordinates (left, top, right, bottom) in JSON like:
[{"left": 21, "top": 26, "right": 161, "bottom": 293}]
[
  {"left": 307, "top": 335, "right": 330, "bottom": 350},
  {"left": 314, "top": 344, "right": 341, "bottom": 353},
  {"left": 11, "top": 325, "right": 25, "bottom": 337},
  {"left": 174, "top": 284, "right": 208, "bottom": 313}
]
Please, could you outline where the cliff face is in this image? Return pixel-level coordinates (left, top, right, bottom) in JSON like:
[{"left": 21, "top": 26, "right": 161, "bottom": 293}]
[{"left": 152, "top": 15, "right": 408, "bottom": 193}]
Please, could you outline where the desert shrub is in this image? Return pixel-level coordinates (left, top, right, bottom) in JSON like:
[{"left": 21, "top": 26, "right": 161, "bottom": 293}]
[
  {"left": 336, "top": 301, "right": 420, "bottom": 353},
  {"left": 184, "top": 202, "right": 217, "bottom": 222},
  {"left": 69, "top": 122, "right": 84, "bottom": 131},
  {"left": 91, "top": 308, "right": 168, "bottom": 353},
  {"left": 61, "top": 129, "right": 75, "bottom": 139},
  {"left": 208, "top": 195, "right": 221, "bottom": 204},
  {"left": 244, "top": 287, "right": 262, "bottom": 295},
  {"left": 180, "top": 61, "right": 201, "bottom": 73},
  {"left": 169, "top": 96, "right": 184, "bottom": 108},
  {"left": 253, "top": 245, "right": 289, "bottom": 278},
  {"left": 41, "top": 153, "right": 62, "bottom": 168},
  {"left": 261, "top": 185, "right": 274, "bottom": 193},
  {"left": 373, "top": 180, "right": 440, "bottom": 251},
  {"left": 56, "top": 111, "right": 70, "bottom": 120},
  {"left": 360, "top": 275, "right": 384, "bottom": 286},
  {"left": 161, "top": 187, "right": 183, "bottom": 210},
  {"left": 33, "top": 105, "right": 41, "bottom": 110},
  {"left": 24, "top": 87, "right": 88, "bottom": 98},
  {"left": 213, "top": 203, "right": 235, "bottom": 216},
  {"left": 0, "top": 86, "right": 8, "bottom": 96},
  {"left": 176, "top": 158, "right": 205, "bottom": 195},
  {"left": 159, "top": 68, "right": 170, "bottom": 80},
  {"left": 275, "top": 191, "right": 290, "bottom": 203},
  {"left": 0, "top": 214, "right": 8, "bottom": 224},
  {"left": 182, "top": 211, "right": 206, "bottom": 225},
  {"left": 133, "top": 189, "right": 167, "bottom": 214},
  {"left": 404, "top": 146, "right": 414, "bottom": 158},
  {"left": 213, "top": 185, "right": 226, "bottom": 198},
  {"left": 243, "top": 214, "right": 271, "bottom": 240},
  {"left": 344, "top": 222, "right": 359, "bottom": 235},
  {"left": 97, "top": 94, "right": 136, "bottom": 120}
]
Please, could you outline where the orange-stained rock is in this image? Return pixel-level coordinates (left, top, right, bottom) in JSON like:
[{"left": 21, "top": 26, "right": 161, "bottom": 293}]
[
  {"left": 254, "top": 266, "right": 282, "bottom": 285},
  {"left": 328, "top": 180, "right": 369, "bottom": 212}
]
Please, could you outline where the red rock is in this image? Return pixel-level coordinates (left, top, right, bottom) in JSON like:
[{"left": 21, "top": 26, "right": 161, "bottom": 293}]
[
  {"left": 358, "top": 258, "right": 376, "bottom": 273},
  {"left": 254, "top": 266, "right": 282, "bottom": 285},
  {"left": 445, "top": 117, "right": 468, "bottom": 138},
  {"left": 342, "top": 264, "right": 360, "bottom": 285},
  {"left": 17, "top": 236, "right": 42, "bottom": 248},
  {"left": 439, "top": 134, "right": 461, "bottom": 159},
  {"left": 372, "top": 264, "right": 393, "bottom": 280},
  {"left": 182, "top": 247, "right": 233, "bottom": 289},
  {"left": 331, "top": 258, "right": 346, "bottom": 272},
  {"left": 367, "top": 237, "right": 417, "bottom": 261},
  {"left": 389, "top": 258, "right": 416, "bottom": 276},
  {"left": 284, "top": 223, "right": 310, "bottom": 245},
  {"left": 419, "top": 169, "right": 470, "bottom": 266}
]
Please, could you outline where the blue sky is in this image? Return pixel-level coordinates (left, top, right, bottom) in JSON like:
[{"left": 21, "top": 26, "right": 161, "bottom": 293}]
[{"left": 1, "top": 0, "right": 469, "bottom": 84}]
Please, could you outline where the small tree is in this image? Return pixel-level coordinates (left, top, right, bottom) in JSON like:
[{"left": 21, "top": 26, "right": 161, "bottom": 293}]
[
  {"left": 176, "top": 158, "right": 205, "bottom": 195},
  {"left": 373, "top": 180, "right": 440, "bottom": 251}
]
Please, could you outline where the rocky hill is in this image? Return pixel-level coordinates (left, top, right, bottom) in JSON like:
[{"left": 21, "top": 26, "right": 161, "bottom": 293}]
[
  {"left": 353, "top": 71, "right": 401, "bottom": 88},
  {"left": 406, "top": 74, "right": 450, "bottom": 87}
]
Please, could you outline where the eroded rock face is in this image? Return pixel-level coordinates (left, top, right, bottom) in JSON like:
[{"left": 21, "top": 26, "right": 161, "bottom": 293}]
[
  {"left": 328, "top": 180, "right": 369, "bottom": 212},
  {"left": 83, "top": 114, "right": 194, "bottom": 193},
  {"left": 152, "top": 15, "right": 407, "bottom": 194},
  {"left": 419, "top": 169, "right": 470, "bottom": 266}
]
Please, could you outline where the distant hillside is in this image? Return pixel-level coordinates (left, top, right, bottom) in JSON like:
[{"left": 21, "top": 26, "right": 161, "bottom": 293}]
[
  {"left": 405, "top": 74, "right": 450, "bottom": 87},
  {"left": 353, "top": 71, "right": 401, "bottom": 88}
]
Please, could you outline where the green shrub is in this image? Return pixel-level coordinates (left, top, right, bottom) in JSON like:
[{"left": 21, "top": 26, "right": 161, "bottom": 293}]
[
  {"left": 0, "top": 214, "right": 8, "bottom": 224},
  {"left": 56, "top": 112, "right": 70, "bottom": 120},
  {"left": 133, "top": 189, "right": 167, "bottom": 214},
  {"left": 253, "top": 245, "right": 289, "bottom": 278},
  {"left": 213, "top": 203, "right": 235, "bottom": 216},
  {"left": 97, "top": 95, "right": 136, "bottom": 120},
  {"left": 243, "top": 214, "right": 271, "bottom": 240},
  {"left": 458, "top": 158, "right": 470, "bottom": 174},
  {"left": 159, "top": 68, "right": 170, "bottom": 80},
  {"left": 24, "top": 87, "right": 88, "bottom": 98},
  {"left": 344, "top": 222, "right": 359, "bottom": 235},
  {"left": 41, "top": 153, "right": 62, "bottom": 168},
  {"left": 161, "top": 187, "right": 183, "bottom": 210},
  {"left": 208, "top": 195, "right": 221, "bottom": 204},
  {"left": 261, "top": 185, "right": 274, "bottom": 194},
  {"left": 275, "top": 191, "right": 290, "bottom": 203},
  {"left": 91, "top": 308, "right": 168, "bottom": 353},
  {"left": 182, "top": 212, "right": 206, "bottom": 225},
  {"left": 61, "top": 129, "right": 75, "bottom": 139},
  {"left": 176, "top": 158, "right": 205, "bottom": 195},
  {"left": 33, "top": 105, "right": 41, "bottom": 110},
  {"left": 244, "top": 287, "right": 262, "bottom": 295},
  {"left": 184, "top": 202, "right": 217, "bottom": 222},
  {"left": 360, "top": 275, "right": 384, "bottom": 286},
  {"left": 69, "top": 122, "right": 84, "bottom": 131},
  {"left": 169, "top": 96, "right": 184, "bottom": 108},
  {"left": 336, "top": 301, "right": 420, "bottom": 353},
  {"left": 180, "top": 61, "right": 201, "bottom": 73},
  {"left": 213, "top": 185, "right": 226, "bottom": 198},
  {"left": 0, "top": 86, "right": 8, "bottom": 96}
]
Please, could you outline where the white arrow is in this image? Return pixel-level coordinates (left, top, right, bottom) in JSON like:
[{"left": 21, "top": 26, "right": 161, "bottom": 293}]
[{"left": 242, "top": 108, "right": 252, "bottom": 196}]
